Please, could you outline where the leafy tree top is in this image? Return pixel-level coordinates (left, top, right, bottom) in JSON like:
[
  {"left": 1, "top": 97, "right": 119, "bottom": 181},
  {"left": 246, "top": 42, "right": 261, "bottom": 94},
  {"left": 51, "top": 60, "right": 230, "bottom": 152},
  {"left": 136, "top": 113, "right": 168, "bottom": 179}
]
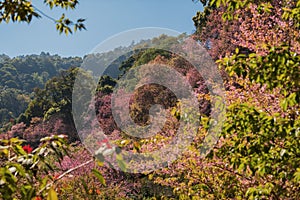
[{"left": 0, "top": 0, "right": 85, "bottom": 35}]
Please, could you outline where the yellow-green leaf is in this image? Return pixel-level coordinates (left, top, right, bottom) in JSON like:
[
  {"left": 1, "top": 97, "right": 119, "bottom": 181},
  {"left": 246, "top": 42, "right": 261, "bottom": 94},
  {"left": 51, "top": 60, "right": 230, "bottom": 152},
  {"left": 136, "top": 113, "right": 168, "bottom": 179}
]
[
  {"left": 47, "top": 188, "right": 58, "bottom": 200},
  {"left": 92, "top": 169, "right": 106, "bottom": 186}
]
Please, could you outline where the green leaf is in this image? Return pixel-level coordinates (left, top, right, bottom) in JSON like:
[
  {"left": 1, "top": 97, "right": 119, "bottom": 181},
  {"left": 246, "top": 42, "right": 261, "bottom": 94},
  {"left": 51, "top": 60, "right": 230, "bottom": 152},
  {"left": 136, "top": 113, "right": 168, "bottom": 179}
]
[
  {"left": 210, "top": 0, "right": 217, "bottom": 7},
  {"left": 116, "top": 154, "right": 127, "bottom": 172},
  {"left": 13, "top": 145, "right": 27, "bottom": 155},
  {"left": 216, "top": 0, "right": 221, "bottom": 8},
  {"left": 92, "top": 169, "right": 106, "bottom": 186},
  {"left": 47, "top": 187, "right": 58, "bottom": 200},
  {"left": 80, "top": 178, "right": 89, "bottom": 193},
  {"left": 294, "top": 168, "right": 300, "bottom": 183}
]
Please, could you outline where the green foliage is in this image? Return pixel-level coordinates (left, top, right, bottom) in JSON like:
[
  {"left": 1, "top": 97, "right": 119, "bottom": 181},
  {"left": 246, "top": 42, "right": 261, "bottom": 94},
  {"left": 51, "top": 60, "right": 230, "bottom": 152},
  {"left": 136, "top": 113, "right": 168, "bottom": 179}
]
[
  {"left": 0, "top": 0, "right": 39, "bottom": 23},
  {"left": 219, "top": 45, "right": 300, "bottom": 100},
  {"left": 134, "top": 48, "right": 172, "bottom": 66},
  {"left": 92, "top": 168, "right": 106, "bottom": 186},
  {"left": 206, "top": 0, "right": 300, "bottom": 25},
  {"left": 0, "top": 135, "right": 69, "bottom": 199},
  {"left": 24, "top": 67, "right": 80, "bottom": 123},
  {"left": 0, "top": 0, "right": 86, "bottom": 35},
  {"left": 47, "top": 187, "right": 58, "bottom": 200},
  {"left": 0, "top": 53, "right": 83, "bottom": 130},
  {"left": 214, "top": 45, "right": 300, "bottom": 197},
  {"left": 205, "top": 1, "right": 300, "bottom": 198},
  {"left": 0, "top": 87, "right": 30, "bottom": 126},
  {"left": 97, "top": 75, "right": 117, "bottom": 94},
  {"left": 192, "top": 7, "right": 212, "bottom": 34},
  {"left": 218, "top": 103, "right": 300, "bottom": 198},
  {"left": 1, "top": 1, "right": 299, "bottom": 197},
  {"left": 56, "top": 14, "right": 86, "bottom": 35},
  {"left": 220, "top": 46, "right": 300, "bottom": 115},
  {"left": 281, "top": 0, "right": 300, "bottom": 28},
  {"left": 145, "top": 1, "right": 300, "bottom": 199}
]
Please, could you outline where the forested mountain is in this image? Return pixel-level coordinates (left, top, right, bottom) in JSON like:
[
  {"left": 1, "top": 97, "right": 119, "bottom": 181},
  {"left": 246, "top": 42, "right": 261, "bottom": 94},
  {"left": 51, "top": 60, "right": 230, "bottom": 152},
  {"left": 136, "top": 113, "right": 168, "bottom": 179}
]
[
  {"left": 0, "top": 36, "right": 170, "bottom": 132},
  {"left": 0, "top": 53, "right": 82, "bottom": 130},
  {"left": 7, "top": 34, "right": 193, "bottom": 144},
  {"left": 0, "top": 53, "right": 82, "bottom": 92},
  {"left": 1, "top": 0, "right": 300, "bottom": 199}
]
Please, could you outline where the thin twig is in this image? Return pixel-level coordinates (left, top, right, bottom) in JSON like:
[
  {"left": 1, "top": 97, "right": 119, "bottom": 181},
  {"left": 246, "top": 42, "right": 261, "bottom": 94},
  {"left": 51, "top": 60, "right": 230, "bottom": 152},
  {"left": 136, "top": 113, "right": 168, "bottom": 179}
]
[
  {"left": 31, "top": 4, "right": 57, "bottom": 22},
  {"left": 38, "top": 158, "right": 94, "bottom": 195},
  {"left": 56, "top": 159, "right": 94, "bottom": 181}
]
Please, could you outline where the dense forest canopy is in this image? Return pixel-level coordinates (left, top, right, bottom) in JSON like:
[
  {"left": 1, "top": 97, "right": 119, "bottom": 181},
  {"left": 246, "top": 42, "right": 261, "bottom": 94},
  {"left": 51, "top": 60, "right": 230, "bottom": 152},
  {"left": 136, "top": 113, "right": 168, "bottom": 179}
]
[
  {"left": 0, "top": 53, "right": 82, "bottom": 131},
  {"left": 0, "top": 0, "right": 300, "bottom": 199}
]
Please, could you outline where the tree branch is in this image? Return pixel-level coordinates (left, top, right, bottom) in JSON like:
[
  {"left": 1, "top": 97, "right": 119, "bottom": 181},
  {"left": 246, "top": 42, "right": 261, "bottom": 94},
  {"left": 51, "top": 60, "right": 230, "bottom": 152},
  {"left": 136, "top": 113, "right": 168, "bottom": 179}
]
[{"left": 38, "top": 158, "right": 94, "bottom": 195}]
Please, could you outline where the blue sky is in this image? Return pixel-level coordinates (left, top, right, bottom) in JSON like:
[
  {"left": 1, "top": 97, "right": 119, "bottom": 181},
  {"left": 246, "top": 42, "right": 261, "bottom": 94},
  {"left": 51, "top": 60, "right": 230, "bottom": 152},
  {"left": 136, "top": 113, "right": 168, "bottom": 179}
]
[{"left": 0, "top": 0, "right": 203, "bottom": 57}]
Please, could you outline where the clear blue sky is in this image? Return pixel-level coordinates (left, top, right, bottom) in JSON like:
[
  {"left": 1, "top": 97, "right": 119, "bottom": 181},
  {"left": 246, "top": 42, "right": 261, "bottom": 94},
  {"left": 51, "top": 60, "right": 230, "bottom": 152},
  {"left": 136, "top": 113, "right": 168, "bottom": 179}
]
[{"left": 0, "top": 0, "right": 203, "bottom": 57}]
